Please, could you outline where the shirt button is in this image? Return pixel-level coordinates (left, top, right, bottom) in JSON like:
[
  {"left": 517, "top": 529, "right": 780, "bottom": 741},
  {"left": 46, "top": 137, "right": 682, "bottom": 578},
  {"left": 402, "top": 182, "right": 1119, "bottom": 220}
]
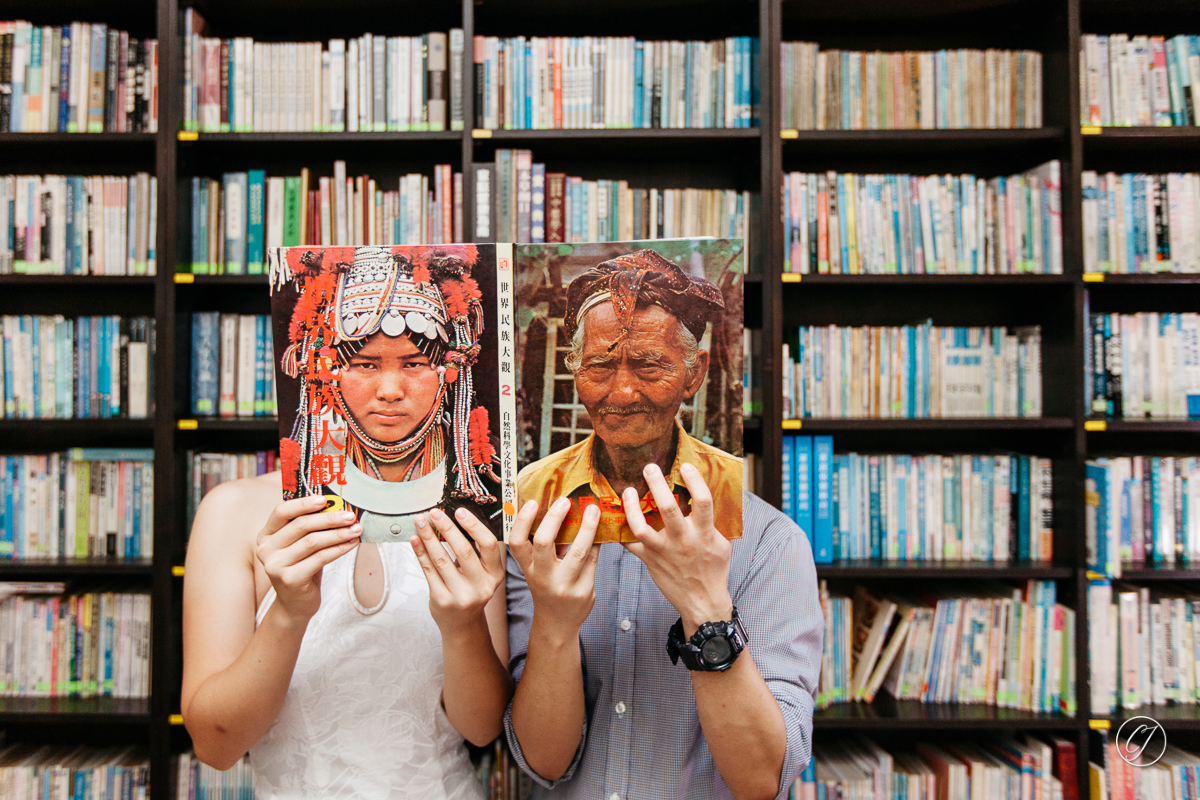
[
  {"left": 615, "top": 701, "right": 626, "bottom": 714},
  {"left": 620, "top": 619, "right": 632, "bottom": 631},
  {"left": 610, "top": 794, "right": 621, "bottom": 800}
]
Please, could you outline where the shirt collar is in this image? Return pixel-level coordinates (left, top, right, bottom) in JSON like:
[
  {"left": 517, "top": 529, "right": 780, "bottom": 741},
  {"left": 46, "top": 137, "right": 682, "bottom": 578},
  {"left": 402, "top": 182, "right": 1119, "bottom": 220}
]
[{"left": 561, "top": 418, "right": 694, "bottom": 500}]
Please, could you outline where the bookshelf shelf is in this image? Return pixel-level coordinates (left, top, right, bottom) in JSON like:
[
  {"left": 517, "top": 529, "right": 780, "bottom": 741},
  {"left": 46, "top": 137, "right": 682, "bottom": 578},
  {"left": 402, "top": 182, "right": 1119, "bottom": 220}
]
[
  {"left": 482, "top": 128, "right": 761, "bottom": 141},
  {"left": 1081, "top": 127, "right": 1200, "bottom": 151},
  {"left": 0, "top": 420, "right": 155, "bottom": 446},
  {"left": 175, "top": 274, "right": 269, "bottom": 285},
  {"left": 180, "top": 131, "right": 462, "bottom": 143},
  {"left": 0, "top": 276, "right": 158, "bottom": 286},
  {"left": 180, "top": 418, "right": 279, "bottom": 432},
  {"left": 1087, "top": 419, "right": 1200, "bottom": 433},
  {"left": 1118, "top": 564, "right": 1200, "bottom": 581},
  {"left": 816, "top": 561, "right": 1072, "bottom": 579},
  {"left": 0, "top": 133, "right": 158, "bottom": 145},
  {"left": 782, "top": 418, "right": 1075, "bottom": 431},
  {"left": 1084, "top": 274, "right": 1200, "bottom": 285},
  {"left": 0, "top": 557, "right": 154, "bottom": 576},
  {"left": 783, "top": 275, "right": 1075, "bottom": 285},
  {"left": 0, "top": 697, "right": 152, "bottom": 725},
  {"left": 813, "top": 699, "right": 1076, "bottom": 729},
  {"left": 1098, "top": 706, "right": 1200, "bottom": 730}
]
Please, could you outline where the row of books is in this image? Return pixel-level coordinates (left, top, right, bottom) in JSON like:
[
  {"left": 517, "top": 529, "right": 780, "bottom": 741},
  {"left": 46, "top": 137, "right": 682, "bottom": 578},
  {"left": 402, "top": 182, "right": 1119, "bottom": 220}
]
[
  {"left": 1081, "top": 171, "right": 1200, "bottom": 274},
  {"left": 472, "top": 35, "right": 758, "bottom": 130},
  {"left": 790, "top": 734, "right": 1078, "bottom": 800},
  {"left": 187, "top": 450, "right": 277, "bottom": 530},
  {"left": 186, "top": 162, "right": 461, "bottom": 274},
  {"left": 0, "top": 583, "right": 151, "bottom": 698},
  {"left": 782, "top": 325, "right": 1044, "bottom": 419},
  {"left": 1089, "top": 740, "right": 1200, "bottom": 800},
  {"left": 785, "top": 438, "right": 1054, "bottom": 563},
  {"left": 0, "top": 745, "right": 149, "bottom": 799},
  {"left": 1081, "top": 34, "right": 1200, "bottom": 127},
  {"left": 0, "top": 22, "right": 158, "bottom": 133},
  {"left": 1086, "top": 313, "right": 1200, "bottom": 420},
  {"left": 742, "top": 328, "right": 763, "bottom": 416},
  {"left": 474, "top": 150, "right": 750, "bottom": 244},
  {"left": 175, "top": 753, "right": 255, "bottom": 800},
  {"left": 780, "top": 44, "right": 1043, "bottom": 131},
  {"left": 1, "top": 315, "right": 154, "bottom": 419},
  {"left": 1, "top": 450, "right": 154, "bottom": 560},
  {"left": 818, "top": 581, "right": 1074, "bottom": 714},
  {"left": 1086, "top": 457, "right": 1200, "bottom": 577},
  {"left": 191, "top": 313, "right": 277, "bottom": 419},
  {"left": 782, "top": 162, "right": 1063, "bottom": 275},
  {"left": 0, "top": 173, "right": 157, "bottom": 275},
  {"left": 475, "top": 739, "right": 532, "bottom": 800},
  {"left": 183, "top": 10, "right": 460, "bottom": 133},
  {"left": 1089, "top": 581, "right": 1200, "bottom": 714}
]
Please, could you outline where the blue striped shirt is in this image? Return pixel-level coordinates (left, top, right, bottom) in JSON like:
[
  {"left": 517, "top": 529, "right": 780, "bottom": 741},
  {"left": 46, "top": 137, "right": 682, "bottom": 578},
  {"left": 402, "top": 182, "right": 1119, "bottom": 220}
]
[{"left": 504, "top": 492, "right": 823, "bottom": 800}]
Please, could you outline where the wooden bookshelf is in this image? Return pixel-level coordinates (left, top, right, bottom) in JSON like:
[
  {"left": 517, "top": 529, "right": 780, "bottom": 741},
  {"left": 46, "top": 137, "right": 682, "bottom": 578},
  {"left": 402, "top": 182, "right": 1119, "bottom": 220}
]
[{"left": 2, "top": 0, "right": 1198, "bottom": 795}]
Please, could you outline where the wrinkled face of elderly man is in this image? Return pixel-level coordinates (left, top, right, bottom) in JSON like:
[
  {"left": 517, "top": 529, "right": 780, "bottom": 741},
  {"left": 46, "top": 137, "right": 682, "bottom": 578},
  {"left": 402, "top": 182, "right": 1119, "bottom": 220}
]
[{"left": 568, "top": 300, "right": 711, "bottom": 453}]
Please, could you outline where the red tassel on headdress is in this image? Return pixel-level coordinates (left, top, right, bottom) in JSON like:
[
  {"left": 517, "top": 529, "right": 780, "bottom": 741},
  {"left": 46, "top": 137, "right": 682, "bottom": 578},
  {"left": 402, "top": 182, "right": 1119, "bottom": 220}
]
[
  {"left": 468, "top": 407, "right": 496, "bottom": 466},
  {"left": 442, "top": 277, "right": 482, "bottom": 319},
  {"left": 280, "top": 438, "right": 301, "bottom": 493}
]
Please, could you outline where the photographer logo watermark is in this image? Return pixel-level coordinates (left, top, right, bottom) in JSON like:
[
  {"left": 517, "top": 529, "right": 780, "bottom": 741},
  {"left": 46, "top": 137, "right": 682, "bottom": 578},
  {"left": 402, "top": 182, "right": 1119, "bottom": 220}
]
[{"left": 1116, "top": 717, "right": 1168, "bottom": 767}]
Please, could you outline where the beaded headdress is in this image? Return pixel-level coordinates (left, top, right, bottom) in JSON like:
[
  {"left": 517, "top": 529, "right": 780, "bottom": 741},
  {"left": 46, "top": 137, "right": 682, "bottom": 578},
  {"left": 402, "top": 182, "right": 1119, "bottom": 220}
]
[{"left": 272, "top": 244, "right": 497, "bottom": 505}]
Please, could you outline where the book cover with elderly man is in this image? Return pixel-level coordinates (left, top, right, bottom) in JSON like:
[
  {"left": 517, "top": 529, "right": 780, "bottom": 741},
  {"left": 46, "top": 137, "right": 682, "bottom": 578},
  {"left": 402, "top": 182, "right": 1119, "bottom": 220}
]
[{"left": 513, "top": 239, "right": 745, "bottom": 544}]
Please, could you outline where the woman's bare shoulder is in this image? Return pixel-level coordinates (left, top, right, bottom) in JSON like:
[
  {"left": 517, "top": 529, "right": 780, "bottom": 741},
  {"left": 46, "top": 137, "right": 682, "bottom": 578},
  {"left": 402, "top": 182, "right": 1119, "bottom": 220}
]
[{"left": 190, "top": 472, "right": 284, "bottom": 550}]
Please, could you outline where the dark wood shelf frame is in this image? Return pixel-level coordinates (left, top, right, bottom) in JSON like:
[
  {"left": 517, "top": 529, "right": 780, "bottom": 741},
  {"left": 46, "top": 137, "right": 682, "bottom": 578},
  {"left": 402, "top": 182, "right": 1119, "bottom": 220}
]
[{"left": 8, "top": 0, "right": 1197, "bottom": 795}]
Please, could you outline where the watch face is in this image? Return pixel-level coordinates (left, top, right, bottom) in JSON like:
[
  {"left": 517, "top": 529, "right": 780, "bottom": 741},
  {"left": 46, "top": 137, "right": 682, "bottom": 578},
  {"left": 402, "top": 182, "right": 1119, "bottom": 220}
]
[{"left": 701, "top": 636, "right": 733, "bottom": 665}]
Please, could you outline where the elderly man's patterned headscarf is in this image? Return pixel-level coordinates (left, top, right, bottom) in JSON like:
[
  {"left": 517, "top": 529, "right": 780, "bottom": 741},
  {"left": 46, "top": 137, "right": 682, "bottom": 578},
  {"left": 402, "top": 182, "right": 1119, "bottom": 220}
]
[{"left": 564, "top": 249, "right": 725, "bottom": 352}]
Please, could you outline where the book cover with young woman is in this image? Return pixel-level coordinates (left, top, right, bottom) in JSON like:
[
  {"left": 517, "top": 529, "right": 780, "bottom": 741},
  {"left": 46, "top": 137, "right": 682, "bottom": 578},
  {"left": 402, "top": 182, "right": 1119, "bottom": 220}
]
[{"left": 268, "top": 243, "right": 517, "bottom": 542}]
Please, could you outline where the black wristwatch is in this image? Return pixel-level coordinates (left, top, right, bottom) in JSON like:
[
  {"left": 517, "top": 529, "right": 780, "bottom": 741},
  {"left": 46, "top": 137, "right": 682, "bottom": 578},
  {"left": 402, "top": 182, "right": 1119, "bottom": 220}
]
[{"left": 666, "top": 606, "right": 748, "bottom": 671}]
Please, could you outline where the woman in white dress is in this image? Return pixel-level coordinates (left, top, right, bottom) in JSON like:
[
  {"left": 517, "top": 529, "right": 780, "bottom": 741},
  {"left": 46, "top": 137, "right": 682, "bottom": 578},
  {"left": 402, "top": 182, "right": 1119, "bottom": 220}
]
[{"left": 181, "top": 246, "right": 512, "bottom": 799}]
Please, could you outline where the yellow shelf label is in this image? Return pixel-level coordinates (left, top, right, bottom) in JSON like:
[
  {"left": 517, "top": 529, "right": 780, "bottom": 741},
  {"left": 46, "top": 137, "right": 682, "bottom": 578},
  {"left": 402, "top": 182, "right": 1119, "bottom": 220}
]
[
  {"left": 177, "top": 419, "right": 199, "bottom": 430},
  {"left": 782, "top": 273, "right": 802, "bottom": 283},
  {"left": 1081, "top": 126, "right": 1103, "bottom": 135},
  {"left": 782, "top": 420, "right": 802, "bottom": 430},
  {"left": 177, "top": 131, "right": 198, "bottom": 141},
  {"left": 169, "top": 714, "right": 184, "bottom": 725},
  {"left": 1087, "top": 570, "right": 1108, "bottom": 580},
  {"left": 471, "top": 129, "right": 493, "bottom": 139},
  {"left": 781, "top": 129, "right": 800, "bottom": 139},
  {"left": 172, "top": 566, "right": 185, "bottom": 577},
  {"left": 1083, "top": 272, "right": 1105, "bottom": 282},
  {"left": 174, "top": 273, "right": 195, "bottom": 284},
  {"left": 1084, "top": 420, "right": 1107, "bottom": 431},
  {"left": 1089, "top": 719, "right": 1111, "bottom": 730}
]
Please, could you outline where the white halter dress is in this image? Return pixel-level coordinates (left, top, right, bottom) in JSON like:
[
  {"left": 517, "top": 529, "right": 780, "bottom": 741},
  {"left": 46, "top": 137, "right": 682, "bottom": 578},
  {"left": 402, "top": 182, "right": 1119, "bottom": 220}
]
[{"left": 250, "top": 542, "right": 485, "bottom": 800}]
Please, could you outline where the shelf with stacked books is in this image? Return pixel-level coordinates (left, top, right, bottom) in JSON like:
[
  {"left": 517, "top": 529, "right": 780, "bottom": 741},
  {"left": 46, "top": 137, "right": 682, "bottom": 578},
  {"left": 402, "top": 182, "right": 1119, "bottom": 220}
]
[
  {"left": 0, "top": 696, "right": 152, "bottom": 724},
  {"left": 0, "top": 557, "right": 154, "bottom": 575},
  {"left": 812, "top": 699, "right": 1077, "bottom": 729},
  {"left": 815, "top": 561, "right": 1073, "bottom": 579}
]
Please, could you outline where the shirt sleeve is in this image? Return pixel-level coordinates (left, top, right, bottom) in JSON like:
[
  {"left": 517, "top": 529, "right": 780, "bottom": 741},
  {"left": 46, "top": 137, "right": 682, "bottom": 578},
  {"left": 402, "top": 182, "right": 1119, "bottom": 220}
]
[
  {"left": 502, "top": 549, "right": 589, "bottom": 789},
  {"left": 734, "top": 504, "right": 823, "bottom": 800}
]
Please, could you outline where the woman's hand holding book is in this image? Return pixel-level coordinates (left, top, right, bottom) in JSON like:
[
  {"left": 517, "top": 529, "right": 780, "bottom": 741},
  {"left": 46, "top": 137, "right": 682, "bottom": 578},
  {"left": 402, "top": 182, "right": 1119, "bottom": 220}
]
[{"left": 255, "top": 496, "right": 363, "bottom": 629}]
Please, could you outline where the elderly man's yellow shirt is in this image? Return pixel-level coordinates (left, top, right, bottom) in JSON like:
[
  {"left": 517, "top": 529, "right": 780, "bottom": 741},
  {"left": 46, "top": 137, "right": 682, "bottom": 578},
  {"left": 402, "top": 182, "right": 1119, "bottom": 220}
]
[{"left": 515, "top": 421, "right": 743, "bottom": 544}]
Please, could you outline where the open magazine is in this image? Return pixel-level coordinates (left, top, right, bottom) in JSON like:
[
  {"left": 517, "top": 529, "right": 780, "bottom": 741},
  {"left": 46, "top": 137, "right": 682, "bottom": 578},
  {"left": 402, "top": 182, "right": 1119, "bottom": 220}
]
[{"left": 268, "top": 239, "right": 744, "bottom": 544}]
